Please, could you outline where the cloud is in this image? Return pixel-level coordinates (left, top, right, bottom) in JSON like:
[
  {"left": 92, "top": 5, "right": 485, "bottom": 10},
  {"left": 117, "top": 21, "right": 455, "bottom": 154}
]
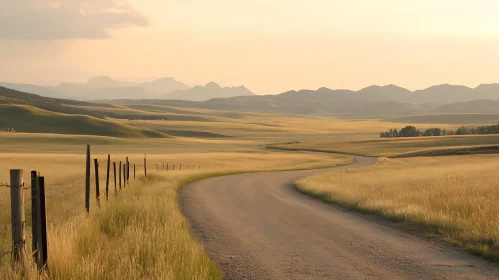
[{"left": 0, "top": 0, "right": 148, "bottom": 40}]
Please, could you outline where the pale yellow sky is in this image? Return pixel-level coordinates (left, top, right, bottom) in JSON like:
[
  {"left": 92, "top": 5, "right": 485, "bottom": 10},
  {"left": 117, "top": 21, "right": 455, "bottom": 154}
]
[{"left": 1, "top": 0, "right": 499, "bottom": 94}]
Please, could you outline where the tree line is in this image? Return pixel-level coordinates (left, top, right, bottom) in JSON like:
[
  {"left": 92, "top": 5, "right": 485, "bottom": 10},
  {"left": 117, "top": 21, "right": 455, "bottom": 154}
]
[{"left": 380, "top": 124, "right": 499, "bottom": 138}]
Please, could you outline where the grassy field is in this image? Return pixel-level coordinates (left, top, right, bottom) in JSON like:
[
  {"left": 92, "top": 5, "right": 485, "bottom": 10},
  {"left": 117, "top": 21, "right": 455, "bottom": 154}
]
[
  {"left": 296, "top": 155, "right": 499, "bottom": 261},
  {"left": 269, "top": 134, "right": 499, "bottom": 157},
  {"left": 0, "top": 151, "right": 351, "bottom": 279}
]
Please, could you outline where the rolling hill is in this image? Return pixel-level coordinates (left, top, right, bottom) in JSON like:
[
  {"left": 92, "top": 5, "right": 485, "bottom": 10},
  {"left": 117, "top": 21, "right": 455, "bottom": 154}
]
[
  {"left": 0, "top": 82, "right": 63, "bottom": 98},
  {"left": 0, "top": 104, "right": 167, "bottom": 138},
  {"left": 432, "top": 99, "right": 499, "bottom": 114}
]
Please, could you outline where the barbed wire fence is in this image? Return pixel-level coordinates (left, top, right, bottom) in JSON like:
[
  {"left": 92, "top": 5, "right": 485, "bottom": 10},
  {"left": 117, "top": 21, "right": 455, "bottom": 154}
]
[{"left": 0, "top": 144, "right": 234, "bottom": 276}]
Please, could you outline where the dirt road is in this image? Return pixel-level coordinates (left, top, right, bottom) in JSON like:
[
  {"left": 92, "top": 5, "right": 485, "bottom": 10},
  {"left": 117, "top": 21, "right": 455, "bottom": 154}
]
[{"left": 180, "top": 156, "right": 499, "bottom": 279}]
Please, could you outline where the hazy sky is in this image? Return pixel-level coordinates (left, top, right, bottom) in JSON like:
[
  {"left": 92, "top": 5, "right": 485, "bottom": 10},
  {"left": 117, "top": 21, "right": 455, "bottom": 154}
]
[{"left": 1, "top": 0, "right": 499, "bottom": 94}]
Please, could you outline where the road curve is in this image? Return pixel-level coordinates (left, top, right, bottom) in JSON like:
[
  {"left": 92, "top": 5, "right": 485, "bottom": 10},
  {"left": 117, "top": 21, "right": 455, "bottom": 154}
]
[{"left": 179, "top": 155, "right": 499, "bottom": 280}]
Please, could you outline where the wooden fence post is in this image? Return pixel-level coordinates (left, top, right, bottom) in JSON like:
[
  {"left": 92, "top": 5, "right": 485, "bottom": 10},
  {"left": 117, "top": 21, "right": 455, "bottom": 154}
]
[
  {"left": 10, "top": 169, "right": 26, "bottom": 266},
  {"left": 144, "top": 154, "right": 147, "bottom": 177},
  {"left": 113, "top": 162, "right": 117, "bottom": 196},
  {"left": 94, "top": 159, "right": 100, "bottom": 207},
  {"left": 126, "top": 157, "right": 129, "bottom": 185},
  {"left": 85, "top": 145, "right": 90, "bottom": 213},
  {"left": 119, "top": 161, "right": 122, "bottom": 190},
  {"left": 123, "top": 164, "right": 126, "bottom": 189},
  {"left": 133, "top": 164, "right": 136, "bottom": 180},
  {"left": 30, "top": 171, "right": 38, "bottom": 263},
  {"left": 106, "top": 155, "right": 110, "bottom": 201},
  {"left": 36, "top": 176, "right": 48, "bottom": 271}
]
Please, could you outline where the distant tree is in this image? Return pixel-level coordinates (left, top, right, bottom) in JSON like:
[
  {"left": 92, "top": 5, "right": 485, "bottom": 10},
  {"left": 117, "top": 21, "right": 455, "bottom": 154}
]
[
  {"left": 400, "top": 126, "right": 419, "bottom": 137},
  {"left": 423, "top": 128, "right": 434, "bottom": 136},
  {"left": 456, "top": 126, "right": 471, "bottom": 135},
  {"left": 432, "top": 128, "right": 442, "bottom": 136},
  {"left": 380, "top": 132, "right": 384, "bottom": 138},
  {"left": 442, "top": 129, "right": 447, "bottom": 136},
  {"left": 393, "top": 128, "right": 399, "bottom": 137},
  {"left": 447, "top": 130, "right": 455, "bottom": 135}
]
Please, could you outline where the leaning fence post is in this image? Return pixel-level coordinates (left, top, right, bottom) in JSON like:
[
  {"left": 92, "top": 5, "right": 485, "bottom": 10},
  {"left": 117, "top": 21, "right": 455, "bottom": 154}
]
[
  {"left": 85, "top": 145, "right": 90, "bottom": 213},
  {"left": 30, "top": 171, "right": 38, "bottom": 264},
  {"left": 10, "top": 169, "right": 26, "bottom": 267},
  {"left": 94, "top": 159, "right": 100, "bottom": 207},
  {"left": 106, "top": 155, "right": 110, "bottom": 201}
]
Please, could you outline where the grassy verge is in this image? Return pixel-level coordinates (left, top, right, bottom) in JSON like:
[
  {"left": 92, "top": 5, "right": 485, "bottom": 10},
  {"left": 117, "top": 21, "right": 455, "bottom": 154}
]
[
  {"left": 296, "top": 155, "right": 499, "bottom": 261},
  {"left": 0, "top": 152, "right": 351, "bottom": 279}
]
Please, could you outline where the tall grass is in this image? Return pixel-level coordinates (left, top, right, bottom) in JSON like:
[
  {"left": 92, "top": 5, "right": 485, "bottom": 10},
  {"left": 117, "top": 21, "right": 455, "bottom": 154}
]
[
  {"left": 297, "top": 155, "right": 499, "bottom": 260},
  {"left": 0, "top": 152, "right": 349, "bottom": 279}
]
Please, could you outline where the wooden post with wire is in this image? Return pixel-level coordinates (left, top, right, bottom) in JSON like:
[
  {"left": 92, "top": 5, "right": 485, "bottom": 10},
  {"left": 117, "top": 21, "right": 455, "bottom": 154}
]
[
  {"left": 36, "top": 176, "right": 48, "bottom": 271},
  {"left": 10, "top": 169, "right": 27, "bottom": 268},
  {"left": 119, "top": 161, "right": 122, "bottom": 190},
  {"left": 85, "top": 145, "right": 90, "bottom": 213},
  {"left": 106, "top": 154, "right": 110, "bottom": 201},
  {"left": 94, "top": 159, "right": 100, "bottom": 207},
  {"left": 126, "top": 156, "right": 129, "bottom": 185},
  {"left": 113, "top": 162, "right": 117, "bottom": 196},
  {"left": 30, "top": 170, "right": 38, "bottom": 263},
  {"left": 123, "top": 164, "right": 126, "bottom": 189}
]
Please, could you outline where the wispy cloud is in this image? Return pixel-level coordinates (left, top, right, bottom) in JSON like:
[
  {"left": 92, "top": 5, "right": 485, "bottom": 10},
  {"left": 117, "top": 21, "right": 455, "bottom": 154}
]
[{"left": 0, "top": 0, "right": 148, "bottom": 40}]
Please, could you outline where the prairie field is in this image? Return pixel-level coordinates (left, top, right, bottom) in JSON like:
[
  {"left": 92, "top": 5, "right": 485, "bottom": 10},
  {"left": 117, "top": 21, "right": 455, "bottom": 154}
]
[
  {"left": 296, "top": 155, "right": 499, "bottom": 260},
  {"left": 270, "top": 134, "right": 499, "bottom": 157},
  {"left": 0, "top": 150, "right": 350, "bottom": 279}
]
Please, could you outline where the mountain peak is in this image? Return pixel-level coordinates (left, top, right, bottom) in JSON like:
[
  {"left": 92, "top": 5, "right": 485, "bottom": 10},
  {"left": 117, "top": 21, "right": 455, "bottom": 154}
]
[{"left": 205, "top": 82, "right": 221, "bottom": 88}]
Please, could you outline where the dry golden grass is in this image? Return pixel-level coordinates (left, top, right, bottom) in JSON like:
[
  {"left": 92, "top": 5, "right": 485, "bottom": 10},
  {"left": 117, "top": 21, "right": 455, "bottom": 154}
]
[
  {"left": 0, "top": 151, "right": 350, "bottom": 279},
  {"left": 297, "top": 155, "right": 499, "bottom": 260}
]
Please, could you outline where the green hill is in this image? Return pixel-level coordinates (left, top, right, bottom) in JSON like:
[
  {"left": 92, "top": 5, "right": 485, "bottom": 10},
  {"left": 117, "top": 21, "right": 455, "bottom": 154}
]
[{"left": 0, "top": 105, "right": 168, "bottom": 138}]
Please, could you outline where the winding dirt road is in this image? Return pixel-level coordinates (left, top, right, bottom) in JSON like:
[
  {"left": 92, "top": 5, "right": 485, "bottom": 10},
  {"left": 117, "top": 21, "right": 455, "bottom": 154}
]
[{"left": 180, "top": 156, "right": 499, "bottom": 279}]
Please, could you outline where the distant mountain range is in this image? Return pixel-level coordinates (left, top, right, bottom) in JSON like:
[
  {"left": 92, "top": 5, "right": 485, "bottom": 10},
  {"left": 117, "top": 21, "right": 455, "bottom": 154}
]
[
  {"left": 3, "top": 78, "right": 499, "bottom": 119},
  {"left": 112, "top": 84, "right": 499, "bottom": 119},
  {"left": 1, "top": 76, "right": 255, "bottom": 101},
  {"left": 159, "top": 82, "right": 255, "bottom": 101}
]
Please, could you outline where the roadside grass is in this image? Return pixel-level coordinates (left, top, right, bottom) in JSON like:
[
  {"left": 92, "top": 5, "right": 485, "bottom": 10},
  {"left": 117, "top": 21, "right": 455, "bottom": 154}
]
[
  {"left": 0, "top": 152, "right": 350, "bottom": 279},
  {"left": 296, "top": 155, "right": 499, "bottom": 261},
  {"left": 269, "top": 134, "right": 499, "bottom": 157}
]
